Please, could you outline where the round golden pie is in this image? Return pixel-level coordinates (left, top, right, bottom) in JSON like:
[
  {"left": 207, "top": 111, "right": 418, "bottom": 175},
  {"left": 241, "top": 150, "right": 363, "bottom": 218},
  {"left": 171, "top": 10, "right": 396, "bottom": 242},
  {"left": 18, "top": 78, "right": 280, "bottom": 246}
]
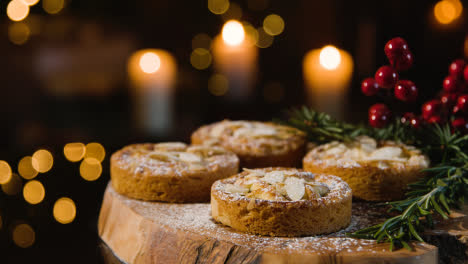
[
  {"left": 303, "top": 136, "right": 430, "bottom": 201},
  {"left": 191, "top": 120, "right": 307, "bottom": 168},
  {"left": 110, "top": 142, "right": 239, "bottom": 202},
  {"left": 211, "top": 167, "right": 352, "bottom": 236}
]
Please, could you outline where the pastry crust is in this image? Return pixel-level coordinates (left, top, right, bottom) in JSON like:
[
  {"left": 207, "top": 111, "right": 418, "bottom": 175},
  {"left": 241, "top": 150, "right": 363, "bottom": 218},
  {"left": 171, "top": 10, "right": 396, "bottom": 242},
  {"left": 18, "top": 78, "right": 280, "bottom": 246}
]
[
  {"left": 211, "top": 167, "right": 352, "bottom": 236},
  {"left": 111, "top": 142, "right": 239, "bottom": 202},
  {"left": 191, "top": 120, "right": 307, "bottom": 168},
  {"left": 303, "top": 136, "right": 430, "bottom": 201}
]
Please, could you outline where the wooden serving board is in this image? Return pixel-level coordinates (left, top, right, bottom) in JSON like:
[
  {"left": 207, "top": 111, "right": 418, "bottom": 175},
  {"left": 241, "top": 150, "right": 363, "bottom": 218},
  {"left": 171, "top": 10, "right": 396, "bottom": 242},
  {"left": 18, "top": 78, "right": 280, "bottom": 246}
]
[{"left": 98, "top": 183, "right": 468, "bottom": 264}]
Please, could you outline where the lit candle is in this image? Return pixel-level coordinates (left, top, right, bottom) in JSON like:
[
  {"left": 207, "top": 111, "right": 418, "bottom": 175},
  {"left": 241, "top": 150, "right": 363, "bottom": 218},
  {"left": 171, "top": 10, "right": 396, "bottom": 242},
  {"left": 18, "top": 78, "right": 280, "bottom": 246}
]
[
  {"left": 303, "top": 45, "right": 353, "bottom": 120},
  {"left": 212, "top": 20, "right": 258, "bottom": 101},
  {"left": 128, "top": 49, "right": 177, "bottom": 136}
]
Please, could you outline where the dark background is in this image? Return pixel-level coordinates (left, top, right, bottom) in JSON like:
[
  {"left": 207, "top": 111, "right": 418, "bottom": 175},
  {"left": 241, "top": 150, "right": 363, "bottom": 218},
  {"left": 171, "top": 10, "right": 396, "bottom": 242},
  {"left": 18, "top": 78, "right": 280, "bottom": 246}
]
[{"left": 0, "top": 0, "right": 467, "bottom": 263}]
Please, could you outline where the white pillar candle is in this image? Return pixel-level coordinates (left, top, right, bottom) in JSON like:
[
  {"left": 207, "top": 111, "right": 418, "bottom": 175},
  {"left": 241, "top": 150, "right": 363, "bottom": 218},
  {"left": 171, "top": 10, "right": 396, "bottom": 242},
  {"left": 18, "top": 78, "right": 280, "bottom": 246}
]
[
  {"left": 128, "top": 49, "right": 177, "bottom": 136},
  {"left": 303, "top": 45, "right": 353, "bottom": 120}
]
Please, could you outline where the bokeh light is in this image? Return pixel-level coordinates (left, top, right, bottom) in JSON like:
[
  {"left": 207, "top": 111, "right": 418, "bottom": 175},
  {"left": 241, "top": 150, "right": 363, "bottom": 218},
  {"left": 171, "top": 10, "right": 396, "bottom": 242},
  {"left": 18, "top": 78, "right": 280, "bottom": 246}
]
[
  {"left": 80, "top": 158, "right": 102, "bottom": 181},
  {"left": 263, "top": 14, "right": 285, "bottom": 36},
  {"left": 12, "top": 223, "right": 35, "bottom": 248},
  {"left": 208, "top": 0, "right": 230, "bottom": 15},
  {"left": 23, "top": 0, "right": 40, "bottom": 6},
  {"left": 84, "top": 142, "right": 105, "bottom": 162},
  {"left": 222, "top": 20, "right": 245, "bottom": 46},
  {"left": 7, "top": 0, "right": 30, "bottom": 22},
  {"left": 192, "top": 33, "right": 212, "bottom": 50},
  {"left": 434, "top": 0, "right": 462, "bottom": 24},
  {"left": 221, "top": 2, "right": 242, "bottom": 21},
  {"left": 0, "top": 161, "right": 12, "bottom": 184},
  {"left": 243, "top": 22, "right": 259, "bottom": 45},
  {"left": 42, "top": 0, "right": 65, "bottom": 14},
  {"left": 64, "top": 143, "right": 86, "bottom": 162},
  {"left": 53, "top": 197, "right": 77, "bottom": 224},
  {"left": 319, "top": 45, "right": 341, "bottom": 70},
  {"left": 18, "top": 156, "right": 38, "bottom": 180},
  {"left": 255, "top": 27, "right": 274, "bottom": 48},
  {"left": 32, "top": 149, "right": 53, "bottom": 173},
  {"left": 139, "top": 52, "right": 161, "bottom": 74},
  {"left": 263, "top": 82, "right": 285, "bottom": 103},
  {"left": 2, "top": 173, "right": 22, "bottom": 195},
  {"left": 190, "top": 48, "right": 212, "bottom": 70},
  {"left": 23, "top": 180, "right": 45, "bottom": 204},
  {"left": 247, "top": 0, "right": 269, "bottom": 10},
  {"left": 208, "top": 74, "right": 229, "bottom": 96},
  {"left": 8, "top": 22, "right": 31, "bottom": 45}
]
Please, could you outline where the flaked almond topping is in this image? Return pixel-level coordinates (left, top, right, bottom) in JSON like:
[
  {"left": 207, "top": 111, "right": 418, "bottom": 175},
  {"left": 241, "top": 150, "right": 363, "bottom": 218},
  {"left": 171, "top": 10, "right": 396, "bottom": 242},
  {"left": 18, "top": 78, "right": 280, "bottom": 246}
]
[
  {"left": 148, "top": 151, "right": 179, "bottom": 162},
  {"left": 225, "top": 184, "right": 249, "bottom": 194},
  {"left": 263, "top": 171, "right": 285, "bottom": 184},
  {"left": 154, "top": 142, "right": 187, "bottom": 151},
  {"left": 369, "top": 146, "right": 403, "bottom": 160},
  {"left": 358, "top": 136, "right": 377, "bottom": 153},
  {"left": 178, "top": 153, "right": 202, "bottom": 163},
  {"left": 284, "top": 177, "right": 306, "bottom": 201}
]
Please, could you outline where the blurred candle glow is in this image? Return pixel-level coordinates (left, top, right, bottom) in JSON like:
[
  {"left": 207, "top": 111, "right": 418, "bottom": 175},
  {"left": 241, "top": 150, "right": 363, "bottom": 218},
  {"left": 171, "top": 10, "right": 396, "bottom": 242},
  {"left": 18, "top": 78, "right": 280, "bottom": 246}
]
[
  {"left": 434, "top": 0, "right": 462, "bottom": 25},
  {"left": 303, "top": 45, "right": 354, "bottom": 120},
  {"left": 7, "top": 0, "right": 29, "bottom": 22},
  {"left": 213, "top": 20, "right": 258, "bottom": 100},
  {"left": 128, "top": 49, "right": 177, "bottom": 136}
]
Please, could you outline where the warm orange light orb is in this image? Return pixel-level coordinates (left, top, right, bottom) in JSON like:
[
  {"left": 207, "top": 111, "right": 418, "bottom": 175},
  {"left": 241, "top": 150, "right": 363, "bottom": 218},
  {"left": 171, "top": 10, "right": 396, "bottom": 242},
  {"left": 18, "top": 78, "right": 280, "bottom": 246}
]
[
  {"left": 319, "top": 45, "right": 342, "bottom": 70},
  {"left": 32, "top": 149, "right": 53, "bottom": 173},
  {"left": 222, "top": 20, "right": 245, "bottom": 46},
  {"left": 139, "top": 52, "right": 161, "bottom": 74},
  {"left": 23, "top": 180, "right": 45, "bottom": 204},
  {"left": 7, "top": 0, "right": 30, "bottom": 22},
  {"left": 12, "top": 223, "right": 35, "bottom": 248},
  {"left": 434, "top": 0, "right": 462, "bottom": 24},
  {"left": 0, "top": 161, "right": 12, "bottom": 184},
  {"left": 53, "top": 197, "right": 77, "bottom": 224}
]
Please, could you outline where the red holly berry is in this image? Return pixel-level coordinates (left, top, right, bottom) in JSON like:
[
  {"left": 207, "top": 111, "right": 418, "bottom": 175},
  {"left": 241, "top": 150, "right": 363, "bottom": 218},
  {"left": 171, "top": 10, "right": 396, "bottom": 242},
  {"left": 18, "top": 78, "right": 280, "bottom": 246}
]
[
  {"left": 449, "top": 59, "right": 466, "bottom": 78},
  {"left": 457, "top": 94, "right": 468, "bottom": 113},
  {"left": 361, "top": 78, "right": 379, "bottom": 96},
  {"left": 410, "top": 116, "right": 422, "bottom": 129},
  {"left": 422, "top": 99, "right": 442, "bottom": 120},
  {"left": 394, "top": 80, "right": 418, "bottom": 101},
  {"left": 375, "top": 66, "right": 399, "bottom": 89},
  {"left": 368, "top": 103, "right": 391, "bottom": 128},
  {"left": 427, "top": 115, "right": 443, "bottom": 124},
  {"left": 440, "top": 92, "right": 459, "bottom": 108},
  {"left": 452, "top": 118, "right": 468, "bottom": 133},
  {"left": 443, "top": 75, "right": 460, "bottom": 93},
  {"left": 384, "top": 38, "right": 413, "bottom": 71},
  {"left": 400, "top": 112, "right": 415, "bottom": 124}
]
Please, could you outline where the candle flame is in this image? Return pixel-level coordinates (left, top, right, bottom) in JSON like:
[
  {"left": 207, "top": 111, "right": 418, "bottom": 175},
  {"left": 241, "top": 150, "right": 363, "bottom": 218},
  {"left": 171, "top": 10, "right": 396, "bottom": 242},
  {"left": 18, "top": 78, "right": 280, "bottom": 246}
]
[
  {"left": 319, "top": 45, "right": 341, "bottom": 70},
  {"left": 222, "top": 20, "right": 245, "bottom": 46},
  {"left": 139, "top": 52, "right": 161, "bottom": 74}
]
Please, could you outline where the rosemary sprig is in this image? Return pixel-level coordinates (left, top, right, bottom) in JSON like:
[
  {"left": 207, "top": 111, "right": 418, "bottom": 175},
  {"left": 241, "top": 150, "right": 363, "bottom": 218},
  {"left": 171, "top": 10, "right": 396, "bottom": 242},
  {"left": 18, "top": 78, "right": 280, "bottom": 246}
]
[{"left": 282, "top": 106, "right": 468, "bottom": 250}]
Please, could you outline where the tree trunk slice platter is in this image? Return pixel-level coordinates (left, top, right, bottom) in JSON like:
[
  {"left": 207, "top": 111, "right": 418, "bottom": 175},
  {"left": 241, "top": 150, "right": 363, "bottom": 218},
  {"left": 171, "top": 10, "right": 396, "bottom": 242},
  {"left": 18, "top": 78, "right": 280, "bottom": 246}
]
[{"left": 98, "top": 182, "right": 467, "bottom": 264}]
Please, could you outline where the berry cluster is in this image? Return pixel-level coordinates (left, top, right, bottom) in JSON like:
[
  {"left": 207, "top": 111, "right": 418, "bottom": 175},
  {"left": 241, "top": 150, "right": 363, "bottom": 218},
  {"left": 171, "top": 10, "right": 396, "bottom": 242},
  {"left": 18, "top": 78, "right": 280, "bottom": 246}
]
[
  {"left": 420, "top": 59, "right": 468, "bottom": 133},
  {"left": 361, "top": 37, "right": 416, "bottom": 128},
  {"left": 361, "top": 37, "right": 468, "bottom": 134}
]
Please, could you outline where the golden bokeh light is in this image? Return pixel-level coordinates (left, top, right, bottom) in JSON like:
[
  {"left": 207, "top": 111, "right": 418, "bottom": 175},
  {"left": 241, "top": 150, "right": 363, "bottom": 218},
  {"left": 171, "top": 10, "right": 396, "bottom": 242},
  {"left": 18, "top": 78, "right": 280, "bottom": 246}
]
[
  {"left": 32, "top": 149, "right": 53, "bottom": 173},
  {"left": 190, "top": 48, "right": 212, "bottom": 70},
  {"left": 12, "top": 223, "right": 35, "bottom": 248},
  {"left": 0, "top": 161, "right": 12, "bottom": 184},
  {"left": 23, "top": 0, "right": 40, "bottom": 6},
  {"left": 247, "top": 0, "right": 269, "bottom": 10},
  {"left": 255, "top": 27, "right": 274, "bottom": 48},
  {"left": 243, "top": 22, "right": 258, "bottom": 45},
  {"left": 18, "top": 156, "right": 38, "bottom": 180},
  {"left": 222, "top": 20, "right": 245, "bottom": 46},
  {"left": 221, "top": 2, "right": 243, "bottom": 21},
  {"left": 7, "top": 0, "right": 30, "bottom": 22},
  {"left": 208, "top": 74, "right": 229, "bottom": 96},
  {"left": 208, "top": 0, "right": 230, "bottom": 15},
  {"left": 263, "top": 14, "right": 285, "bottom": 36},
  {"left": 23, "top": 180, "right": 45, "bottom": 204},
  {"left": 192, "top": 33, "right": 212, "bottom": 50},
  {"left": 84, "top": 142, "right": 105, "bottom": 162},
  {"left": 139, "top": 52, "right": 161, "bottom": 74},
  {"left": 319, "top": 45, "right": 342, "bottom": 70},
  {"left": 53, "top": 197, "right": 77, "bottom": 224},
  {"left": 42, "top": 0, "right": 65, "bottom": 14},
  {"left": 80, "top": 158, "right": 102, "bottom": 181},
  {"left": 2, "top": 173, "right": 22, "bottom": 195},
  {"left": 8, "top": 22, "right": 31, "bottom": 45},
  {"left": 64, "top": 142, "right": 86, "bottom": 162},
  {"left": 263, "top": 82, "right": 285, "bottom": 103},
  {"left": 434, "top": 0, "right": 462, "bottom": 24}
]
